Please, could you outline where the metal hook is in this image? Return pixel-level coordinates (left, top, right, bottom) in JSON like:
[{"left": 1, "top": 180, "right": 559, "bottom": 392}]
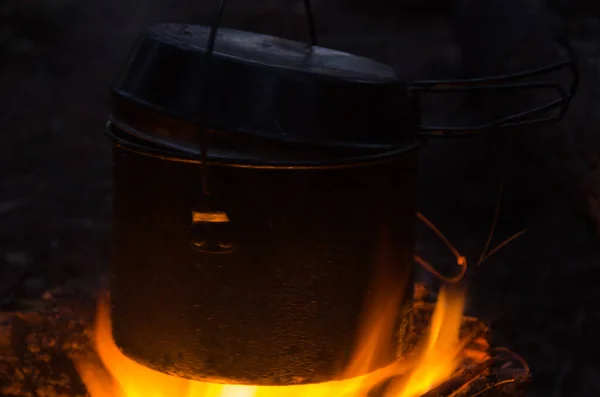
[{"left": 415, "top": 212, "right": 467, "bottom": 284}]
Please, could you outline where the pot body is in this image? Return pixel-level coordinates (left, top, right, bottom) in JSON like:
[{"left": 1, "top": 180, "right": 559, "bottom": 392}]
[{"left": 109, "top": 129, "right": 419, "bottom": 385}]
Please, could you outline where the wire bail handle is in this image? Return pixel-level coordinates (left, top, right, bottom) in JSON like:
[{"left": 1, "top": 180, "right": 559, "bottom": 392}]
[
  {"left": 409, "top": 38, "right": 580, "bottom": 136},
  {"left": 196, "top": 0, "right": 319, "bottom": 196},
  {"left": 190, "top": 1, "right": 319, "bottom": 253}
]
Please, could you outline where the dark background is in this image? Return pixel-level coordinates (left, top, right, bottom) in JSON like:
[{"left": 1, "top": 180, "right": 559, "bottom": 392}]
[{"left": 1, "top": 1, "right": 599, "bottom": 397}]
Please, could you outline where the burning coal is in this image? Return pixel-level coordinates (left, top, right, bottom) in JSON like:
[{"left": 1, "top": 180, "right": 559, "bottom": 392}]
[{"left": 74, "top": 285, "right": 470, "bottom": 397}]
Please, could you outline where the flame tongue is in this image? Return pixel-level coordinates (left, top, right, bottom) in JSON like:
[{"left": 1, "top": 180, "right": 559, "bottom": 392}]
[
  {"left": 388, "top": 286, "right": 466, "bottom": 397},
  {"left": 75, "top": 285, "right": 466, "bottom": 397}
]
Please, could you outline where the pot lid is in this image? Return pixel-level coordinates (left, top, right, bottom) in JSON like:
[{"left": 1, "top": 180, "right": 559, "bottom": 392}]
[{"left": 112, "top": 23, "right": 418, "bottom": 148}]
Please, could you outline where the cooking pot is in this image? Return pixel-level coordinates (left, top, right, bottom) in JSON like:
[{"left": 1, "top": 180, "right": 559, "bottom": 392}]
[{"left": 107, "top": 22, "right": 576, "bottom": 385}]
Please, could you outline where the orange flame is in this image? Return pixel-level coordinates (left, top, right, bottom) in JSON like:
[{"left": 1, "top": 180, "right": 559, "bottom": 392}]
[
  {"left": 74, "top": 284, "right": 467, "bottom": 397},
  {"left": 386, "top": 286, "right": 466, "bottom": 397}
]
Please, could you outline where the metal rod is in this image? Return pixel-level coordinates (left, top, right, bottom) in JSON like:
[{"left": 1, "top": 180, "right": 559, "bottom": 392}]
[
  {"left": 411, "top": 60, "right": 568, "bottom": 87},
  {"left": 198, "top": 0, "right": 228, "bottom": 195},
  {"left": 414, "top": 212, "right": 467, "bottom": 284},
  {"left": 303, "top": 0, "right": 318, "bottom": 47}
]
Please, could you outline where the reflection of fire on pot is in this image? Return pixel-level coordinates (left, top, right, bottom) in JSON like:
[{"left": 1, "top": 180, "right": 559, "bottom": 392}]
[{"left": 75, "top": 1, "right": 578, "bottom": 396}]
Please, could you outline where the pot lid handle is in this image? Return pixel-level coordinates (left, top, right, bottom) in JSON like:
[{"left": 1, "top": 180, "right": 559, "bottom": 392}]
[{"left": 410, "top": 38, "right": 579, "bottom": 136}]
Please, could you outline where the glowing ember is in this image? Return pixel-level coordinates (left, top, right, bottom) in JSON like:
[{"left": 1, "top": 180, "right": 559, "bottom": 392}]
[{"left": 74, "top": 285, "right": 468, "bottom": 397}]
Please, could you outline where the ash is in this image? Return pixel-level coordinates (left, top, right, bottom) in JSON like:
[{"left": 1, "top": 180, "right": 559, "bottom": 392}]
[{"left": 0, "top": 292, "right": 95, "bottom": 397}]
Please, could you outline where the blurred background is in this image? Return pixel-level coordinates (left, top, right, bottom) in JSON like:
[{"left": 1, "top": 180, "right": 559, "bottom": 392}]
[{"left": 1, "top": 1, "right": 599, "bottom": 396}]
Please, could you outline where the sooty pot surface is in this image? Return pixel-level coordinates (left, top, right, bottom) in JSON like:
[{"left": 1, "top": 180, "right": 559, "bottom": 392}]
[
  {"left": 109, "top": 139, "right": 418, "bottom": 385},
  {"left": 108, "top": 22, "right": 421, "bottom": 386}
]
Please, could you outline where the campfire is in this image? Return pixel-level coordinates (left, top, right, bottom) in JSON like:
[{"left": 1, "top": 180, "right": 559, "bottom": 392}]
[
  {"left": 0, "top": 210, "right": 534, "bottom": 397},
  {"left": 74, "top": 286, "right": 444, "bottom": 397},
  {"left": 77, "top": 285, "right": 468, "bottom": 397},
  {"left": 0, "top": 275, "right": 530, "bottom": 397},
  {"left": 70, "top": 215, "right": 529, "bottom": 397}
]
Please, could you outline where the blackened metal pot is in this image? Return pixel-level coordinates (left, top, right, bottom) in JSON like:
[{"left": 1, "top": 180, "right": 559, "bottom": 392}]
[
  {"left": 107, "top": 22, "right": 577, "bottom": 386},
  {"left": 108, "top": 23, "right": 420, "bottom": 386}
]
